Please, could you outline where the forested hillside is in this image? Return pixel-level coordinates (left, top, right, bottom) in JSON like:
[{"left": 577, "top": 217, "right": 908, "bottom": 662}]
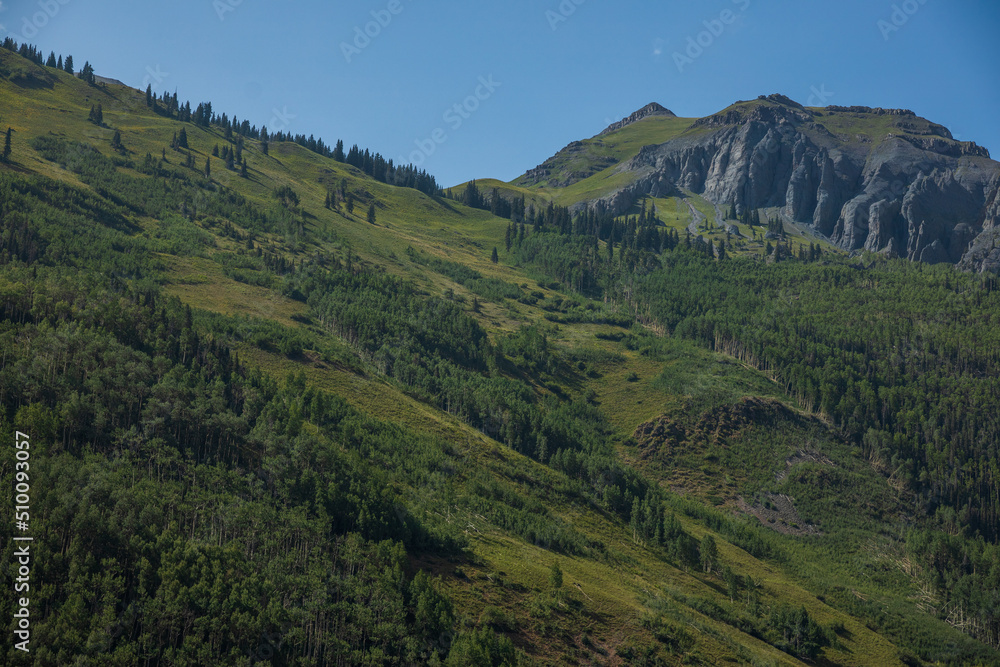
[{"left": 2, "top": 41, "right": 999, "bottom": 665}]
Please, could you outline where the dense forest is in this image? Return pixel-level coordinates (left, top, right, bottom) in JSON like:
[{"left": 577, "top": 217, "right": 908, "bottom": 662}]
[{"left": 502, "top": 210, "right": 1000, "bottom": 651}]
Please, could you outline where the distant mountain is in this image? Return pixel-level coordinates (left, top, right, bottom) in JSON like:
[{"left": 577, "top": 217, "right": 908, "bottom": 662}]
[
  {"left": 599, "top": 102, "right": 676, "bottom": 136},
  {"left": 515, "top": 95, "right": 1000, "bottom": 269}
]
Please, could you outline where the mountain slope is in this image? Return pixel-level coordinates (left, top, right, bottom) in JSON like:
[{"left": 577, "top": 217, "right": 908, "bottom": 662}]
[
  {"left": 2, "top": 42, "right": 1000, "bottom": 666},
  {"left": 509, "top": 95, "right": 1000, "bottom": 268}
]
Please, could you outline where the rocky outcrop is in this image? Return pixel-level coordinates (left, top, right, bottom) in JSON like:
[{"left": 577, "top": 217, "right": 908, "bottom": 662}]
[
  {"left": 580, "top": 96, "right": 1000, "bottom": 267},
  {"left": 599, "top": 102, "right": 675, "bottom": 135}
]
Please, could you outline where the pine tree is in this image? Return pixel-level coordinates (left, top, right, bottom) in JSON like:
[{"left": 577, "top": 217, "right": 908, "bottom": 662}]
[
  {"left": 57, "top": 55, "right": 63, "bottom": 70},
  {"left": 46, "top": 52, "right": 57, "bottom": 68},
  {"left": 2, "top": 128, "right": 12, "bottom": 162},
  {"left": 204, "top": 157, "right": 211, "bottom": 180},
  {"left": 716, "top": 239, "right": 726, "bottom": 260},
  {"left": 240, "top": 158, "right": 248, "bottom": 178},
  {"left": 346, "top": 194, "right": 354, "bottom": 214},
  {"left": 549, "top": 562, "right": 563, "bottom": 590},
  {"left": 367, "top": 201, "right": 377, "bottom": 224},
  {"left": 145, "top": 84, "right": 153, "bottom": 107},
  {"left": 79, "top": 61, "right": 95, "bottom": 85},
  {"left": 491, "top": 247, "right": 499, "bottom": 264},
  {"left": 111, "top": 129, "right": 123, "bottom": 151},
  {"left": 212, "top": 144, "right": 219, "bottom": 157},
  {"left": 177, "top": 127, "right": 188, "bottom": 149},
  {"left": 64, "top": 55, "right": 74, "bottom": 74},
  {"left": 700, "top": 535, "right": 718, "bottom": 574},
  {"left": 324, "top": 192, "right": 331, "bottom": 209}
]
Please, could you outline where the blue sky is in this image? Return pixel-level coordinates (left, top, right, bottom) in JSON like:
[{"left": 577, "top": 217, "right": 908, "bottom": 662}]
[{"left": 3, "top": 0, "right": 999, "bottom": 187}]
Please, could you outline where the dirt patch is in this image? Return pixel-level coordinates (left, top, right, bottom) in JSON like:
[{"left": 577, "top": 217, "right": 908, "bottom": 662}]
[
  {"left": 632, "top": 396, "right": 796, "bottom": 461},
  {"left": 776, "top": 449, "right": 837, "bottom": 482},
  {"left": 738, "top": 493, "right": 821, "bottom": 536}
]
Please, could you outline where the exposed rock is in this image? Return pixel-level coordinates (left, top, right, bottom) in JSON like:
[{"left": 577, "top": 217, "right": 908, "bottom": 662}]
[
  {"left": 599, "top": 102, "right": 676, "bottom": 136},
  {"left": 571, "top": 96, "right": 999, "bottom": 265},
  {"left": 738, "top": 494, "right": 821, "bottom": 536},
  {"left": 957, "top": 217, "right": 1000, "bottom": 274}
]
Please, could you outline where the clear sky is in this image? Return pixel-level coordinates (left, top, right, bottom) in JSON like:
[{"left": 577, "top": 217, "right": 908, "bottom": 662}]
[{"left": 3, "top": 0, "right": 999, "bottom": 187}]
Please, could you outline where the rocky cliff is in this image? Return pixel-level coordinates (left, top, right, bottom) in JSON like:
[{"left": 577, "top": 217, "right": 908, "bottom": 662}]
[
  {"left": 581, "top": 95, "right": 1000, "bottom": 267},
  {"left": 599, "top": 102, "right": 676, "bottom": 135}
]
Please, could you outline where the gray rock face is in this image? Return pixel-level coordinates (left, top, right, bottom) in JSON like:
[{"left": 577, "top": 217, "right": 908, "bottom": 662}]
[
  {"left": 599, "top": 103, "right": 676, "bottom": 136},
  {"left": 583, "top": 97, "right": 1000, "bottom": 268}
]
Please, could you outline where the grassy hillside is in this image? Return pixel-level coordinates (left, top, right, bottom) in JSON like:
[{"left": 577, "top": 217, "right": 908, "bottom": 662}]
[{"left": 2, "top": 43, "right": 999, "bottom": 666}]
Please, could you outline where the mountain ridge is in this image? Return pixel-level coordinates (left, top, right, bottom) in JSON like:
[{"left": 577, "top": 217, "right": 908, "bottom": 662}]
[{"left": 509, "top": 94, "right": 1000, "bottom": 270}]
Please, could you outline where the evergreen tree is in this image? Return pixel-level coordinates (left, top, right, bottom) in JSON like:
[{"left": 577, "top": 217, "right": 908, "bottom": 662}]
[
  {"left": 716, "top": 239, "right": 726, "bottom": 261},
  {"left": 491, "top": 247, "right": 499, "bottom": 264},
  {"left": 212, "top": 144, "right": 219, "bottom": 157},
  {"left": 2, "top": 127, "right": 11, "bottom": 162},
  {"left": 64, "top": 54, "right": 74, "bottom": 74},
  {"left": 111, "top": 129, "right": 123, "bottom": 152},
  {"left": 549, "top": 562, "right": 563, "bottom": 590},
  {"left": 346, "top": 193, "right": 354, "bottom": 214},
  {"left": 57, "top": 55, "right": 63, "bottom": 70},
  {"left": 88, "top": 104, "right": 103, "bottom": 126},
  {"left": 46, "top": 51, "right": 57, "bottom": 68},
  {"left": 177, "top": 127, "right": 188, "bottom": 149},
  {"left": 145, "top": 84, "right": 153, "bottom": 107},
  {"left": 700, "top": 535, "right": 718, "bottom": 574},
  {"left": 79, "top": 61, "right": 95, "bottom": 85},
  {"left": 367, "top": 201, "right": 377, "bottom": 224},
  {"left": 240, "top": 158, "right": 248, "bottom": 178},
  {"left": 333, "top": 139, "right": 345, "bottom": 162},
  {"left": 204, "top": 157, "right": 211, "bottom": 180}
]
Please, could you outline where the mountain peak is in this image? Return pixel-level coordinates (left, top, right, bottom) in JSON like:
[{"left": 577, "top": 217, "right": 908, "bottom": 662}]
[{"left": 599, "top": 103, "right": 675, "bottom": 135}]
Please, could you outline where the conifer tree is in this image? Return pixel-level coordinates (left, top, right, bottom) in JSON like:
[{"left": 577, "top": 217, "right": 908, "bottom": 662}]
[
  {"left": 491, "top": 247, "right": 499, "bottom": 264},
  {"left": 549, "top": 562, "right": 563, "bottom": 589},
  {"left": 64, "top": 54, "right": 74, "bottom": 74},
  {"left": 2, "top": 128, "right": 12, "bottom": 162},
  {"left": 204, "top": 157, "right": 211, "bottom": 180},
  {"left": 46, "top": 52, "right": 57, "bottom": 67},
  {"left": 367, "top": 201, "right": 377, "bottom": 224}
]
